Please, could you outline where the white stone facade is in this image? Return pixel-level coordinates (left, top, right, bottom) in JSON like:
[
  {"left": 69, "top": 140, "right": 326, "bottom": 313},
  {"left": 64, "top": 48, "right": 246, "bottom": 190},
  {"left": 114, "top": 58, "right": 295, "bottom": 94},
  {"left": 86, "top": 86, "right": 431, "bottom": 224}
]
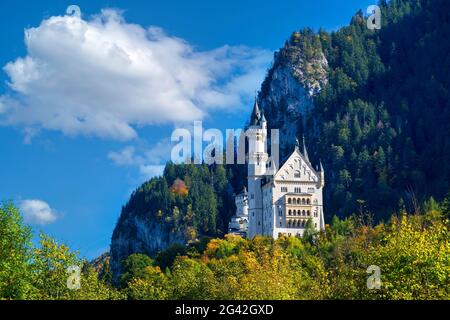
[{"left": 244, "top": 100, "right": 325, "bottom": 239}]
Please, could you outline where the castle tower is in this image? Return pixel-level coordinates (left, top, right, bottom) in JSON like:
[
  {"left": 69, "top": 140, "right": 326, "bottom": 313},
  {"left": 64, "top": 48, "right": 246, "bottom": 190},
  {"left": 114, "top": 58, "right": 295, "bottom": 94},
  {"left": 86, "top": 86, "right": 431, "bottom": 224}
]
[
  {"left": 235, "top": 187, "right": 249, "bottom": 217},
  {"left": 247, "top": 99, "right": 268, "bottom": 238},
  {"left": 228, "top": 187, "right": 249, "bottom": 237}
]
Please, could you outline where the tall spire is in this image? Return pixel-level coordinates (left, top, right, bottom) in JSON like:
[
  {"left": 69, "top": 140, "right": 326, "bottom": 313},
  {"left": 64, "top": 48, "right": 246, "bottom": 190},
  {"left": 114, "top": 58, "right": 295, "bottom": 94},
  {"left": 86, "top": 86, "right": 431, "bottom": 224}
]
[
  {"left": 251, "top": 98, "right": 261, "bottom": 125},
  {"left": 261, "top": 112, "right": 266, "bottom": 123},
  {"left": 302, "top": 135, "right": 310, "bottom": 162}
]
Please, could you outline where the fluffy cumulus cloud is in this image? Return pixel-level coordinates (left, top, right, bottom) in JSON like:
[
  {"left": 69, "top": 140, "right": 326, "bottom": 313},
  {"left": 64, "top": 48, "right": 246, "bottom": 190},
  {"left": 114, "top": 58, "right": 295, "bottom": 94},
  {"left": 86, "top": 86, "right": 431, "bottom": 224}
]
[
  {"left": 19, "top": 199, "right": 58, "bottom": 225},
  {"left": 0, "top": 9, "right": 271, "bottom": 141}
]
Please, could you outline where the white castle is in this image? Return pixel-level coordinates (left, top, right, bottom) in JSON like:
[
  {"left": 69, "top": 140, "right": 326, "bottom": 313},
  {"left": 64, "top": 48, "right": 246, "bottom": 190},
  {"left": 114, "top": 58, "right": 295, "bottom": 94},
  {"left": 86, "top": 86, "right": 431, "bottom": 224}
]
[{"left": 229, "top": 100, "right": 325, "bottom": 239}]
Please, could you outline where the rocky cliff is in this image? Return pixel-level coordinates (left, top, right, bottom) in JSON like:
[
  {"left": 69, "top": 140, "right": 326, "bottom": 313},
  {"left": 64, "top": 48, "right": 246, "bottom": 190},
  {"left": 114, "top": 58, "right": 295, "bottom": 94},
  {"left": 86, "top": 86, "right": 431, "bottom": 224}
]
[
  {"left": 110, "top": 211, "right": 186, "bottom": 282},
  {"left": 259, "top": 29, "right": 328, "bottom": 158}
]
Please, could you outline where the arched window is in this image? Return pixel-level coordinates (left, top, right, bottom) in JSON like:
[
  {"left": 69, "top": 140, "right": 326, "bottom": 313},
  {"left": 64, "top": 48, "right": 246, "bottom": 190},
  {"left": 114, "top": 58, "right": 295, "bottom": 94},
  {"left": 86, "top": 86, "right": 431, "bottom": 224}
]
[
  {"left": 288, "top": 198, "right": 292, "bottom": 204},
  {"left": 302, "top": 210, "right": 306, "bottom": 216},
  {"left": 297, "top": 198, "right": 301, "bottom": 204},
  {"left": 288, "top": 210, "right": 292, "bottom": 216},
  {"left": 297, "top": 220, "right": 301, "bottom": 228},
  {"left": 307, "top": 210, "right": 310, "bottom": 216},
  {"left": 302, "top": 220, "right": 306, "bottom": 227},
  {"left": 307, "top": 199, "right": 311, "bottom": 205},
  {"left": 302, "top": 198, "right": 306, "bottom": 205}
]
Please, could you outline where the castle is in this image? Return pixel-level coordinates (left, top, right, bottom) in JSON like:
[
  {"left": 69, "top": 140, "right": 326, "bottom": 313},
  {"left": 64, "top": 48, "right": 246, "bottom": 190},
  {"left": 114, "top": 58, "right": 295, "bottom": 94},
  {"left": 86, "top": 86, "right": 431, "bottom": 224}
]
[{"left": 229, "top": 100, "right": 325, "bottom": 239}]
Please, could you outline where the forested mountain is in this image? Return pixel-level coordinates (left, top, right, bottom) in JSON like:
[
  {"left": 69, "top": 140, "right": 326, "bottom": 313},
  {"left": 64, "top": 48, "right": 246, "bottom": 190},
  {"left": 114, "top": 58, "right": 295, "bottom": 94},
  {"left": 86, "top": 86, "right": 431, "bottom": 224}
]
[
  {"left": 111, "top": 0, "right": 450, "bottom": 279},
  {"left": 261, "top": 0, "right": 450, "bottom": 220},
  {"left": 110, "top": 162, "right": 243, "bottom": 281}
]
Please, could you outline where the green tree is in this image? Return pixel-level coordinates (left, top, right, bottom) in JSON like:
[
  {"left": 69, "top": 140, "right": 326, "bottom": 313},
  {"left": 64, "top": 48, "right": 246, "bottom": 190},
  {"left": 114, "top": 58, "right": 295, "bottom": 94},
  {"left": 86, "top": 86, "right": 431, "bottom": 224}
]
[
  {"left": 120, "top": 254, "right": 155, "bottom": 288},
  {"left": 0, "top": 203, "right": 33, "bottom": 299}
]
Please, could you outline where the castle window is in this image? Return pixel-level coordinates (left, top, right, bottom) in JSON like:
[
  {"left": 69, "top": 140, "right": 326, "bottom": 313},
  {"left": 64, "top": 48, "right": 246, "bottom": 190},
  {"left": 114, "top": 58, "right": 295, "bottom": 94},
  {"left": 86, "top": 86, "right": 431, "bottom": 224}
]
[
  {"left": 307, "top": 210, "right": 311, "bottom": 216},
  {"left": 294, "top": 187, "right": 301, "bottom": 193},
  {"left": 302, "top": 198, "right": 306, "bottom": 205},
  {"left": 281, "top": 187, "right": 288, "bottom": 192},
  {"left": 293, "top": 210, "right": 296, "bottom": 216},
  {"left": 294, "top": 171, "right": 301, "bottom": 178},
  {"left": 307, "top": 199, "right": 311, "bottom": 205},
  {"left": 297, "top": 198, "right": 301, "bottom": 204},
  {"left": 288, "top": 210, "right": 292, "bottom": 216},
  {"left": 279, "top": 222, "right": 282, "bottom": 227},
  {"left": 302, "top": 210, "right": 306, "bottom": 216},
  {"left": 288, "top": 198, "right": 292, "bottom": 204}
]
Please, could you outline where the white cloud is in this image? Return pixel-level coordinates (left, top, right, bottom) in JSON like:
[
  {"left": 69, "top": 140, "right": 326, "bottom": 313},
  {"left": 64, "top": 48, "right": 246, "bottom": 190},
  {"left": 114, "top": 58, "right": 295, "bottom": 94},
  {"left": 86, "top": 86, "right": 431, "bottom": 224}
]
[
  {"left": 139, "top": 165, "right": 166, "bottom": 180},
  {"left": 108, "top": 139, "right": 172, "bottom": 179},
  {"left": 19, "top": 199, "right": 58, "bottom": 225},
  {"left": 108, "top": 146, "right": 140, "bottom": 166},
  {"left": 0, "top": 9, "right": 271, "bottom": 141}
]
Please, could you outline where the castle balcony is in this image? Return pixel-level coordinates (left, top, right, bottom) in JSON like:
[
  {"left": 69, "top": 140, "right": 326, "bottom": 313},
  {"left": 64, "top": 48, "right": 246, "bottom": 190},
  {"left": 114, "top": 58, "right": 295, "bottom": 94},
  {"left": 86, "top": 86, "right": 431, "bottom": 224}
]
[{"left": 284, "top": 193, "right": 313, "bottom": 206}]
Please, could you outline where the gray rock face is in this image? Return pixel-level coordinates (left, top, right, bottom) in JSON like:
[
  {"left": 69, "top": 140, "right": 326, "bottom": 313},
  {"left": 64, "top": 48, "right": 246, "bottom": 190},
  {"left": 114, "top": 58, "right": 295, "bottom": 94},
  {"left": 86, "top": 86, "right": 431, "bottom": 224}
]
[
  {"left": 110, "top": 212, "right": 185, "bottom": 283},
  {"left": 259, "top": 40, "right": 328, "bottom": 158}
]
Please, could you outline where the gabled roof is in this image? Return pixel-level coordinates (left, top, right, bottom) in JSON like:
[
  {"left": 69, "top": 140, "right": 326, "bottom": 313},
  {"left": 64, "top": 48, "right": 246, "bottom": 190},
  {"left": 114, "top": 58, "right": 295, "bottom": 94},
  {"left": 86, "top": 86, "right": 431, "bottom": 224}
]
[{"left": 274, "top": 147, "right": 320, "bottom": 182}]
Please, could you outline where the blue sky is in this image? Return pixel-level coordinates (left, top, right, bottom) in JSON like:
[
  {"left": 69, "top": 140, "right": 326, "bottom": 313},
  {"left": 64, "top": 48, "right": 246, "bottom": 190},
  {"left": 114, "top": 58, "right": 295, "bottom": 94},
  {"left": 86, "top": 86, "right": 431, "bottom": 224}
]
[{"left": 0, "top": 0, "right": 374, "bottom": 259}]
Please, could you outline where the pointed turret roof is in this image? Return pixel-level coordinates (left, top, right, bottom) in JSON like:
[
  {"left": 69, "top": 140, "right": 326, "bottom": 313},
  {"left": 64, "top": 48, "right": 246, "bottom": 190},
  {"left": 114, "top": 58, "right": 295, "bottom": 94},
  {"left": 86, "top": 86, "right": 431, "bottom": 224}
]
[
  {"left": 295, "top": 138, "right": 300, "bottom": 151},
  {"left": 251, "top": 99, "right": 261, "bottom": 125},
  {"left": 261, "top": 112, "right": 267, "bottom": 123},
  {"left": 302, "top": 135, "right": 310, "bottom": 162}
]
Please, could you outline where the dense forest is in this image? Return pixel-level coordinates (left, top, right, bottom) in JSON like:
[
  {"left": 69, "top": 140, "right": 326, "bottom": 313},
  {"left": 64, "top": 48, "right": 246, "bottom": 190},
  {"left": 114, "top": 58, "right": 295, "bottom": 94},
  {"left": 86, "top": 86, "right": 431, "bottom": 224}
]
[
  {"left": 1, "top": 200, "right": 449, "bottom": 300},
  {"left": 296, "top": 0, "right": 450, "bottom": 219},
  {"left": 113, "top": 161, "right": 244, "bottom": 244}
]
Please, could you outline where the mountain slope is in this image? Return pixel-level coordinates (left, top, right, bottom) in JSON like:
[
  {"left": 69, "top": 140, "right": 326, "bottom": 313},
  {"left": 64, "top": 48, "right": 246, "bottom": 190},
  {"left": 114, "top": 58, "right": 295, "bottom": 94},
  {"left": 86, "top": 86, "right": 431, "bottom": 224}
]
[{"left": 259, "top": 0, "right": 450, "bottom": 219}]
